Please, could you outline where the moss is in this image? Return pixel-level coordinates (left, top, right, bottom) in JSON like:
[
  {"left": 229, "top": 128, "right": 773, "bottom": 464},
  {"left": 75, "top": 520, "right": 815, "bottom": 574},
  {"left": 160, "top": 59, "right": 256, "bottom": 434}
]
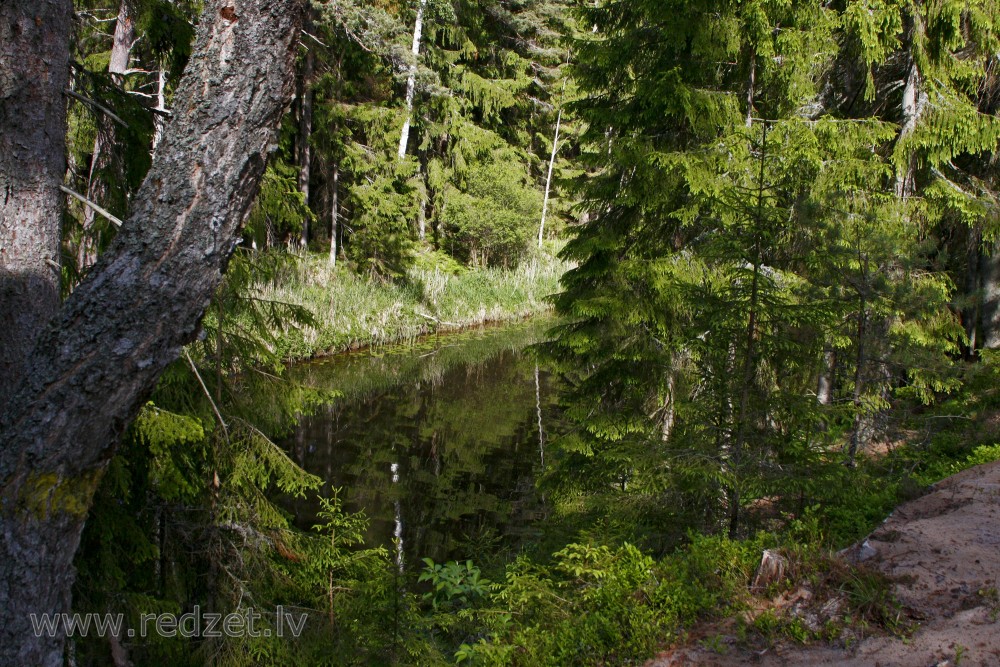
[{"left": 19, "top": 469, "right": 103, "bottom": 519}]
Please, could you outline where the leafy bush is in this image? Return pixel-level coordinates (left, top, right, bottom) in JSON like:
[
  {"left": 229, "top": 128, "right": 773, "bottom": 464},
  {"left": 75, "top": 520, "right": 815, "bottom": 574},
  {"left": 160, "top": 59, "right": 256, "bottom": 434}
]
[{"left": 440, "top": 149, "right": 542, "bottom": 269}]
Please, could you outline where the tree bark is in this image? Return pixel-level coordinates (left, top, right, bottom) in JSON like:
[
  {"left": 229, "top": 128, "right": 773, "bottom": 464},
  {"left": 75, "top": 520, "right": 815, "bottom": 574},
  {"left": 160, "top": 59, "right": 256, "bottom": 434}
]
[
  {"left": 660, "top": 370, "right": 676, "bottom": 442},
  {"left": 0, "top": 1, "right": 303, "bottom": 664},
  {"left": 0, "top": 0, "right": 72, "bottom": 409},
  {"left": 397, "top": 0, "right": 427, "bottom": 160}
]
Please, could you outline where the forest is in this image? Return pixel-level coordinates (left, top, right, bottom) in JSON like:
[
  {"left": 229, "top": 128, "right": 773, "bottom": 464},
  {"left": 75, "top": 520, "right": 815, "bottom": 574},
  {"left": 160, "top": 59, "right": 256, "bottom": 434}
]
[{"left": 0, "top": 0, "right": 999, "bottom": 665}]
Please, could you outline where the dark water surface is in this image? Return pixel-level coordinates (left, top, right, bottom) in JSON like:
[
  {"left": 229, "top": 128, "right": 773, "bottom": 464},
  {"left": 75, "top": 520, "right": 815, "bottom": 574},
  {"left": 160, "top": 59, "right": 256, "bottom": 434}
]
[{"left": 281, "top": 319, "right": 560, "bottom": 567}]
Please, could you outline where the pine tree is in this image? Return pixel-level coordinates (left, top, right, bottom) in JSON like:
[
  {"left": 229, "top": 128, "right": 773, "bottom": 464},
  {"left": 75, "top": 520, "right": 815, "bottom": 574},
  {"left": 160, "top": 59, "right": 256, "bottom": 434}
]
[{"left": 545, "top": 0, "right": 967, "bottom": 536}]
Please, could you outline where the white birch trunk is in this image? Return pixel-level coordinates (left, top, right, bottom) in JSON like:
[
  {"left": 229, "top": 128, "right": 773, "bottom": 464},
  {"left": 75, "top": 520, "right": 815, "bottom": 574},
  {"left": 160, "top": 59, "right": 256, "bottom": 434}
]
[
  {"left": 896, "top": 62, "right": 925, "bottom": 198},
  {"left": 661, "top": 371, "right": 676, "bottom": 442},
  {"left": 153, "top": 67, "right": 167, "bottom": 152},
  {"left": 397, "top": 0, "right": 427, "bottom": 160},
  {"left": 330, "top": 166, "right": 339, "bottom": 266},
  {"left": 817, "top": 348, "right": 834, "bottom": 405},
  {"left": 538, "top": 104, "right": 563, "bottom": 248}
]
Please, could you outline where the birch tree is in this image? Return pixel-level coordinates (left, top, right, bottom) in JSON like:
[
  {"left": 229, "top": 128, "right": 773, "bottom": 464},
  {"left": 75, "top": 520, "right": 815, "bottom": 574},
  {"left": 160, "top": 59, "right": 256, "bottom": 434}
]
[
  {"left": 538, "top": 79, "right": 565, "bottom": 248},
  {"left": 397, "top": 0, "right": 427, "bottom": 160}
]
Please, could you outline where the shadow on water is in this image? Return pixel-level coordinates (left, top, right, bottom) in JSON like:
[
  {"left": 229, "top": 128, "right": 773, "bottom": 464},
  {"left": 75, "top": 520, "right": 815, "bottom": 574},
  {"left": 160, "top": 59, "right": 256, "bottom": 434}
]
[{"left": 280, "top": 318, "right": 561, "bottom": 567}]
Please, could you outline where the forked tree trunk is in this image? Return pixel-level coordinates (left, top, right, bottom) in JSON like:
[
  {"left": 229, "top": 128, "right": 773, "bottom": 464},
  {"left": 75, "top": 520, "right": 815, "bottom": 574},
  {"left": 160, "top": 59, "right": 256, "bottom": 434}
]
[
  {"left": 0, "top": 2, "right": 303, "bottom": 664},
  {"left": 0, "top": 0, "right": 72, "bottom": 409}
]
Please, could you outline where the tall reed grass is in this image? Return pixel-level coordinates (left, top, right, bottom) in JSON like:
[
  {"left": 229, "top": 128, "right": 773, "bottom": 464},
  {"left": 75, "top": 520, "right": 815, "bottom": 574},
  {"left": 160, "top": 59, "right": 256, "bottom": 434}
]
[{"left": 258, "top": 246, "right": 567, "bottom": 360}]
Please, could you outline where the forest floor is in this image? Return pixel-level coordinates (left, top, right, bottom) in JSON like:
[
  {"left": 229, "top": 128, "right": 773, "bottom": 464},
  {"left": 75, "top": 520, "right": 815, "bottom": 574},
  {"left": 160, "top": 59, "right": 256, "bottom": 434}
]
[{"left": 648, "top": 459, "right": 1000, "bottom": 667}]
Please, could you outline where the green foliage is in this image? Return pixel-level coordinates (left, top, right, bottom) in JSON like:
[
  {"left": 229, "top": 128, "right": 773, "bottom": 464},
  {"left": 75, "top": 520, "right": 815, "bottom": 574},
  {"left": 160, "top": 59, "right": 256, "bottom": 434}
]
[
  {"left": 347, "top": 162, "right": 420, "bottom": 280},
  {"left": 440, "top": 148, "right": 542, "bottom": 268},
  {"left": 65, "top": 1, "right": 1000, "bottom": 665},
  {"left": 138, "top": 0, "right": 198, "bottom": 80},
  {"left": 133, "top": 403, "right": 207, "bottom": 502},
  {"left": 419, "top": 559, "right": 491, "bottom": 611},
  {"left": 841, "top": 567, "right": 904, "bottom": 630},
  {"left": 299, "top": 0, "right": 578, "bottom": 274},
  {"left": 244, "top": 160, "right": 314, "bottom": 249}
]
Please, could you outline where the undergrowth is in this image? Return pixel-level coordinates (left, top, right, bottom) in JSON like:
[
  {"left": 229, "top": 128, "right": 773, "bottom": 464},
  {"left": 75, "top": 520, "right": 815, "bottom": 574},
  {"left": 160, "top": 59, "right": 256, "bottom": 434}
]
[{"left": 433, "top": 362, "right": 1000, "bottom": 665}]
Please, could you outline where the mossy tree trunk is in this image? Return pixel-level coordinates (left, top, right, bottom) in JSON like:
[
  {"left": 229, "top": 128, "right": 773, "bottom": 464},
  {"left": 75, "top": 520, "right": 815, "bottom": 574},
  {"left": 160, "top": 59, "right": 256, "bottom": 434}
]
[{"left": 0, "top": 1, "right": 303, "bottom": 664}]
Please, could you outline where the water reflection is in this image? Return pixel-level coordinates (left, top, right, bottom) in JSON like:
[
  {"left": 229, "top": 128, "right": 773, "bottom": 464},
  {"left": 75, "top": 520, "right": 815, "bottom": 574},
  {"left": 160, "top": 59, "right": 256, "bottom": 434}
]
[{"left": 282, "top": 320, "right": 559, "bottom": 565}]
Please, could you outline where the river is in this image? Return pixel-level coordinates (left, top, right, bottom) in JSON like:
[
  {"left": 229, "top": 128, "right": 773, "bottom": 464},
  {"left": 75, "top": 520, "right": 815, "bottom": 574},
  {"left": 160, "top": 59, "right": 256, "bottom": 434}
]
[{"left": 281, "top": 318, "right": 561, "bottom": 568}]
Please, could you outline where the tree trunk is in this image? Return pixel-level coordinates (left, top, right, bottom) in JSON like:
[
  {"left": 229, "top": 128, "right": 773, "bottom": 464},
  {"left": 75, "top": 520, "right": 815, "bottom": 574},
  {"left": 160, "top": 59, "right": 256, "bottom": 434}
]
[
  {"left": 0, "top": 0, "right": 72, "bottom": 409},
  {"left": 297, "top": 45, "right": 313, "bottom": 247},
  {"left": 152, "top": 67, "right": 167, "bottom": 152},
  {"left": 963, "top": 224, "right": 982, "bottom": 354},
  {"left": 79, "top": 0, "right": 136, "bottom": 272},
  {"left": 107, "top": 0, "right": 135, "bottom": 76},
  {"left": 397, "top": 0, "right": 427, "bottom": 160},
  {"left": 0, "top": 2, "right": 303, "bottom": 664},
  {"left": 329, "top": 165, "right": 339, "bottom": 266},
  {"left": 817, "top": 347, "right": 834, "bottom": 405},
  {"left": 981, "top": 239, "right": 1000, "bottom": 349},
  {"left": 847, "top": 299, "right": 869, "bottom": 465},
  {"left": 538, "top": 80, "right": 566, "bottom": 248},
  {"left": 538, "top": 107, "right": 562, "bottom": 248},
  {"left": 728, "top": 122, "right": 769, "bottom": 539},
  {"left": 895, "top": 60, "right": 925, "bottom": 198},
  {"left": 660, "top": 370, "right": 676, "bottom": 442}
]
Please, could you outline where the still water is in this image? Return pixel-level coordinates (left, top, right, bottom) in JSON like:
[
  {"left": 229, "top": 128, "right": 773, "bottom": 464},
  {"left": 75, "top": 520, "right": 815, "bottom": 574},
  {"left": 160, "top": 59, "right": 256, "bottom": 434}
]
[{"left": 282, "top": 318, "right": 560, "bottom": 567}]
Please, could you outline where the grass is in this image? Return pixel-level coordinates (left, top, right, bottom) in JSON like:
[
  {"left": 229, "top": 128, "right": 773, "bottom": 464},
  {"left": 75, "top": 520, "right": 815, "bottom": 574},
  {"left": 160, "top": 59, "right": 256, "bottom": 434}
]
[{"left": 259, "top": 246, "right": 568, "bottom": 360}]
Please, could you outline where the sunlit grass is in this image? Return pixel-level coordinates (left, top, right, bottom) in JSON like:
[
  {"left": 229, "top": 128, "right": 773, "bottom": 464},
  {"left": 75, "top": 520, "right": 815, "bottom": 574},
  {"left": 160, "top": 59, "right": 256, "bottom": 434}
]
[{"left": 258, "top": 244, "right": 568, "bottom": 359}]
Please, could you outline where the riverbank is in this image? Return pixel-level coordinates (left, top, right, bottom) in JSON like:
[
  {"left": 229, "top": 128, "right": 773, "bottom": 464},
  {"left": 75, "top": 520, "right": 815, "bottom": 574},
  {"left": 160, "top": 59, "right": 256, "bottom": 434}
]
[
  {"left": 261, "top": 247, "right": 567, "bottom": 360},
  {"left": 649, "top": 453, "right": 1000, "bottom": 666}
]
